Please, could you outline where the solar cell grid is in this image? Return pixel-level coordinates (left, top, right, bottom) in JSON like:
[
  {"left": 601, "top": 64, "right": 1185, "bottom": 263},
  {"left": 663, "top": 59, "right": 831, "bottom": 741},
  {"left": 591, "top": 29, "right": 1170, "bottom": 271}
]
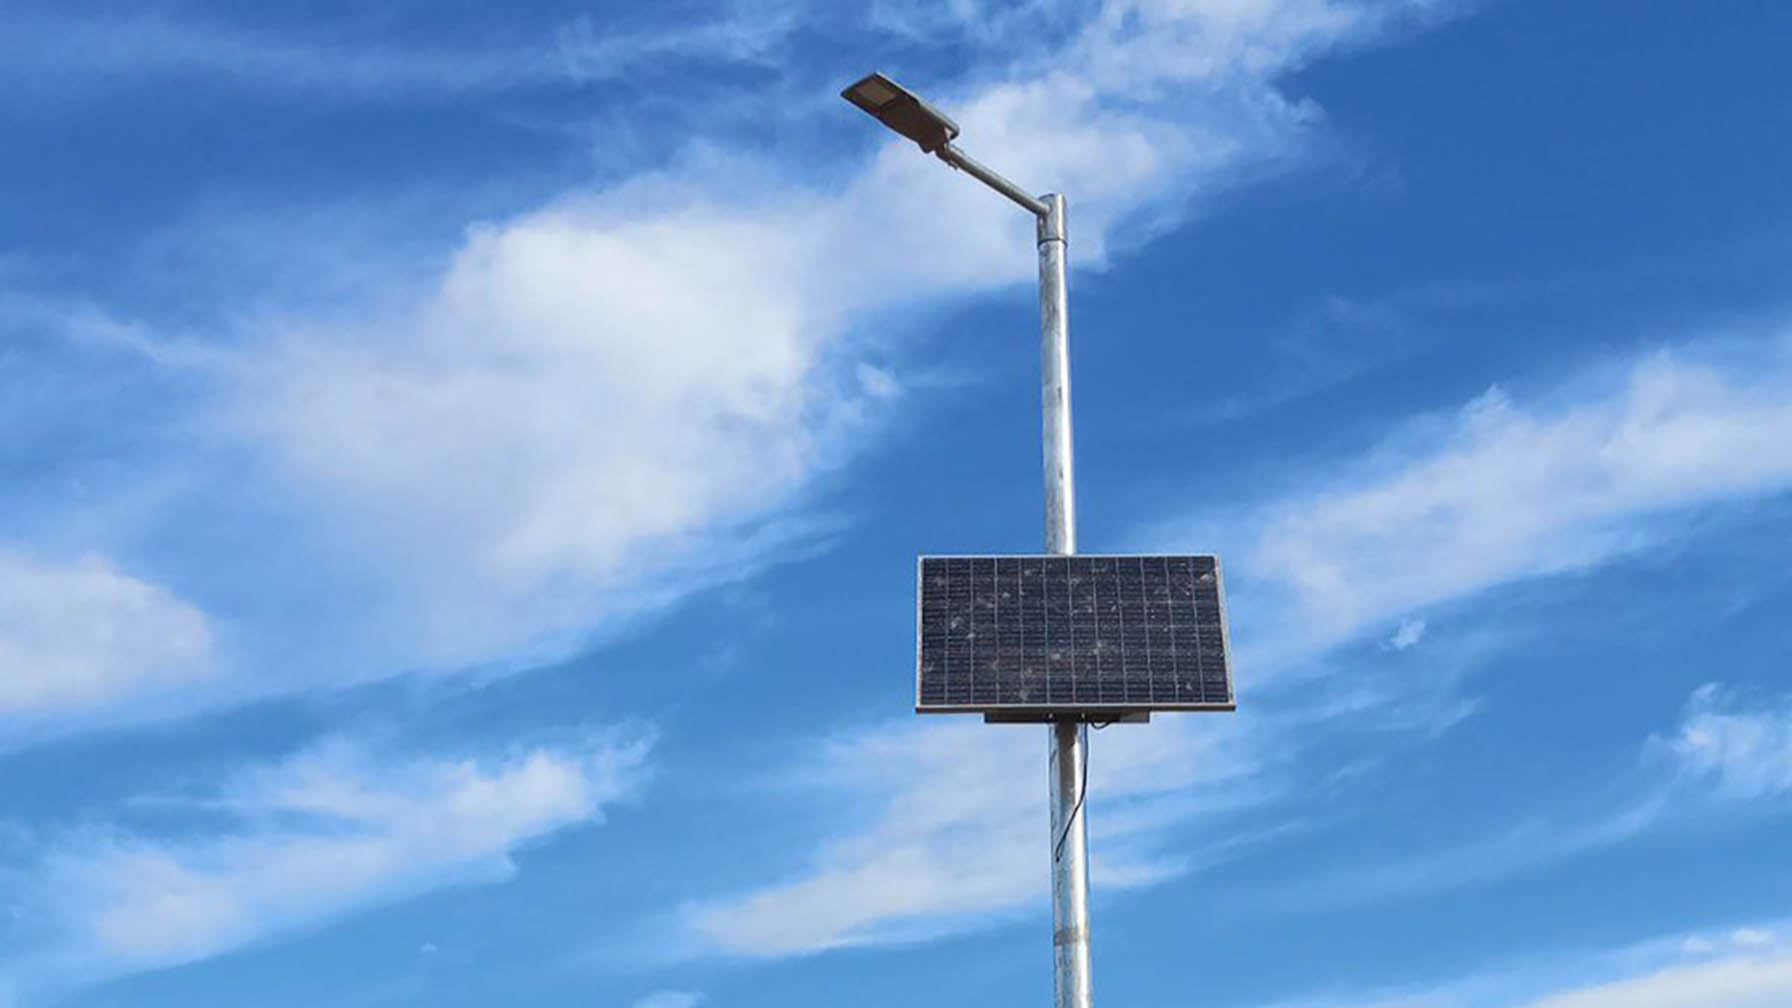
[{"left": 916, "top": 554, "right": 1233, "bottom": 715}]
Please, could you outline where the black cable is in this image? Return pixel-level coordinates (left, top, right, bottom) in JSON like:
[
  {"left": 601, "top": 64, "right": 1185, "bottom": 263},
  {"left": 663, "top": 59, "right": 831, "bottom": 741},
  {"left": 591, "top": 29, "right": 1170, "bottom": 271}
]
[{"left": 1052, "top": 726, "right": 1090, "bottom": 863}]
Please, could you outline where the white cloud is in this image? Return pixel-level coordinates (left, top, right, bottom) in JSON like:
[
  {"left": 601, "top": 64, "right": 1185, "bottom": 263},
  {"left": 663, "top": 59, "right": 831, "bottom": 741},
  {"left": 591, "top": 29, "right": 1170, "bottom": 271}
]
[
  {"left": 0, "top": 8, "right": 795, "bottom": 103},
  {"left": 1263, "top": 797, "right": 1666, "bottom": 915},
  {"left": 708, "top": 678, "right": 1792, "bottom": 965},
  {"left": 1269, "top": 922, "right": 1792, "bottom": 1008},
  {"left": 1508, "top": 927, "right": 1792, "bottom": 1008},
  {"left": 686, "top": 711, "right": 1277, "bottom": 956},
  {"left": 682, "top": 329, "right": 1792, "bottom": 961},
  {"left": 1260, "top": 679, "right": 1792, "bottom": 920},
  {"left": 1266, "top": 680, "right": 1792, "bottom": 916},
  {"left": 0, "top": 550, "right": 213, "bottom": 715},
  {"left": 1387, "top": 618, "right": 1427, "bottom": 650},
  {"left": 1184, "top": 343, "right": 1792, "bottom": 667},
  {"left": 1662, "top": 685, "right": 1792, "bottom": 800},
  {"left": 164, "top": 0, "right": 1431, "bottom": 685},
  {"left": 632, "top": 992, "right": 704, "bottom": 1008},
  {"left": 1512, "top": 952, "right": 1792, "bottom": 1008},
  {"left": 711, "top": 328, "right": 1792, "bottom": 959},
  {"left": 0, "top": 0, "right": 1437, "bottom": 721},
  {"left": 8, "top": 731, "right": 650, "bottom": 986}
]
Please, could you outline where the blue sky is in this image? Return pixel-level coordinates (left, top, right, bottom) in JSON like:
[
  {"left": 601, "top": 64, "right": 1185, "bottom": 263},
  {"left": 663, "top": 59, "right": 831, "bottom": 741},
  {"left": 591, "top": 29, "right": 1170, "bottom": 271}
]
[{"left": 3, "top": 0, "right": 1792, "bottom": 1005}]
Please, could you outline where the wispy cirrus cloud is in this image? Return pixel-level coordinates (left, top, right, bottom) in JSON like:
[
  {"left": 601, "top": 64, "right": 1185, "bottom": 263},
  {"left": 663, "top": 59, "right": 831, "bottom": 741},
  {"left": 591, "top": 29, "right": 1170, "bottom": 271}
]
[
  {"left": 678, "top": 657, "right": 1460, "bottom": 959},
  {"left": 1267, "top": 681, "right": 1792, "bottom": 917},
  {"left": 1515, "top": 951, "right": 1792, "bottom": 1008},
  {"left": 1267, "top": 921, "right": 1792, "bottom": 1008},
  {"left": 0, "top": 550, "right": 213, "bottom": 716},
  {"left": 1517, "top": 950, "right": 1792, "bottom": 1008},
  {"left": 1661, "top": 684, "right": 1792, "bottom": 800},
  {"left": 5, "top": 0, "right": 1445, "bottom": 730},
  {"left": 701, "top": 327, "right": 1792, "bottom": 959},
  {"left": 0, "top": 6, "right": 798, "bottom": 103},
  {"left": 684, "top": 713, "right": 1275, "bottom": 956},
  {"left": 1164, "top": 336, "right": 1792, "bottom": 672},
  {"left": 631, "top": 992, "right": 704, "bottom": 1008},
  {"left": 225, "top": 0, "right": 1384, "bottom": 674},
  {"left": 2, "top": 729, "right": 651, "bottom": 994}
]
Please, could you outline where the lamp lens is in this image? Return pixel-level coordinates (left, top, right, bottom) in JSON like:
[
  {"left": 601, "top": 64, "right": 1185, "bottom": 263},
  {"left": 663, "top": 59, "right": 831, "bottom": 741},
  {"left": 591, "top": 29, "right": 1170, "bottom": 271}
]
[{"left": 852, "top": 77, "right": 897, "bottom": 106}]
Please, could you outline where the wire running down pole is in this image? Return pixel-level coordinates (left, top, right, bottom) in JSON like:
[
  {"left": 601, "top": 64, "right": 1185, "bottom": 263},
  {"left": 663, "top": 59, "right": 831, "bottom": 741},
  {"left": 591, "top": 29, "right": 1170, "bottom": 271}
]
[{"left": 1038, "top": 193, "right": 1093, "bottom": 1008}]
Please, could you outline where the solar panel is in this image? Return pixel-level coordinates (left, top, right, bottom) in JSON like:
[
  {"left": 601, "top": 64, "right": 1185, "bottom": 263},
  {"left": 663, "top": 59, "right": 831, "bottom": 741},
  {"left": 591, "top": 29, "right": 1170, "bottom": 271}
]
[{"left": 916, "top": 554, "right": 1234, "bottom": 717}]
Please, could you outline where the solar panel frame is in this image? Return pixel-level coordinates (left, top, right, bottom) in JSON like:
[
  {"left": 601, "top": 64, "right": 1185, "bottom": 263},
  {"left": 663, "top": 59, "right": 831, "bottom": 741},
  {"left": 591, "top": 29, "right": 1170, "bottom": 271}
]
[{"left": 915, "top": 553, "right": 1236, "bottom": 717}]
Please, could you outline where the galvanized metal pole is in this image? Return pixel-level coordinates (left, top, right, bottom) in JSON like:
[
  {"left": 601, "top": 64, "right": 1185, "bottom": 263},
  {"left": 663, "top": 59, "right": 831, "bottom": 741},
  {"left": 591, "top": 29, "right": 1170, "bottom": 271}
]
[
  {"left": 1037, "top": 199, "right": 1074, "bottom": 556},
  {"left": 1038, "top": 193, "right": 1093, "bottom": 1008},
  {"left": 1049, "top": 718, "right": 1092, "bottom": 1008}
]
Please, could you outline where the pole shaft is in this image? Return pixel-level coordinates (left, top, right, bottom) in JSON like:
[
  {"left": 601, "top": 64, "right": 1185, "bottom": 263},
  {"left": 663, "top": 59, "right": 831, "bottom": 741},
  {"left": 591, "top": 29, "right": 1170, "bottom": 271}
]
[
  {"left": 1050, "top": 719, "right": 1093, "bottom": 1008},
  {"left": 1039, "top": 193, "right": 1093, "bottom": 1008},
  {"left": 1038, "top": 195, "right": 1075, "bottom": 556}
]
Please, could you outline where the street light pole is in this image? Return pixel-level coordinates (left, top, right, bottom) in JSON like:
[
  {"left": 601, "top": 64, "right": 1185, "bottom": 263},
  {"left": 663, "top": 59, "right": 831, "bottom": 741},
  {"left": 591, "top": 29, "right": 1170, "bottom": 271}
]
[{"left": 841, "top": 74, "right": 1093, "bottom": 1008}]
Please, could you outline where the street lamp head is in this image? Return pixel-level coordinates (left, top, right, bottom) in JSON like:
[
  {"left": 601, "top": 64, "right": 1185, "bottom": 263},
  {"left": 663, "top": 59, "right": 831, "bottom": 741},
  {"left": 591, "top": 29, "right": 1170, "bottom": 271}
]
[{"left": 841, "top": 72, "right": 960, "bottom": 154}]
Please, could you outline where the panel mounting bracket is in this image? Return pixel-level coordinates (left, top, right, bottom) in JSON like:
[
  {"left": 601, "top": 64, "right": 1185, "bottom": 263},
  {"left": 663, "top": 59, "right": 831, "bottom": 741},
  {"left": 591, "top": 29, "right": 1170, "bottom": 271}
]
[{"left": 982, "top": 711, "right": 1151, "bottom": 725}]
